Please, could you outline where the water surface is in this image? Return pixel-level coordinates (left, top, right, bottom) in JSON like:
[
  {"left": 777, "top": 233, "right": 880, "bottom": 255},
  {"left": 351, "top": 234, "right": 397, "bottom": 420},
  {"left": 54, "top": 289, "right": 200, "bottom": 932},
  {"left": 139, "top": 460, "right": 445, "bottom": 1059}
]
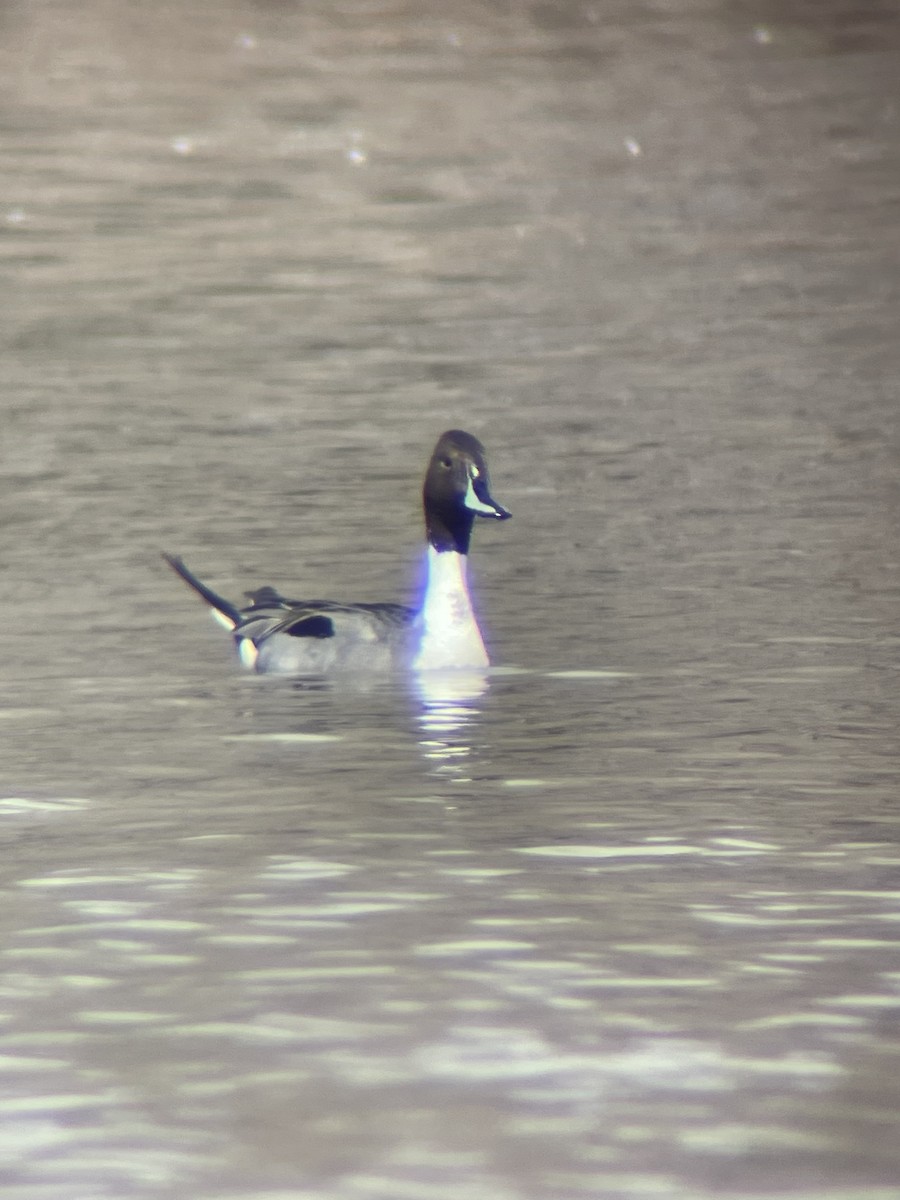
[{"left": 3, "top": 2, "right": 900, "bottom": 1197}]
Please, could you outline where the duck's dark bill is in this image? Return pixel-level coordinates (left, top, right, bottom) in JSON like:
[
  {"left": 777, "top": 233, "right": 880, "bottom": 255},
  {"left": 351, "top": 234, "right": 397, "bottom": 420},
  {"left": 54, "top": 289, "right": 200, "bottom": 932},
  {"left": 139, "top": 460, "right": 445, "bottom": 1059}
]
[{"left": 465, "top": 475, "right": 511, "bottom": 520}]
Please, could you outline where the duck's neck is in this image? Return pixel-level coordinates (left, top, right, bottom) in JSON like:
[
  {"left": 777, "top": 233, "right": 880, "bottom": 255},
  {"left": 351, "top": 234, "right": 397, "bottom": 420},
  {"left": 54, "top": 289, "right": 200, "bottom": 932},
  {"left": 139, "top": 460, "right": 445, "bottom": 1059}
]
[{"left": 413, "top": 545, "right": 489, "bottom": 671}]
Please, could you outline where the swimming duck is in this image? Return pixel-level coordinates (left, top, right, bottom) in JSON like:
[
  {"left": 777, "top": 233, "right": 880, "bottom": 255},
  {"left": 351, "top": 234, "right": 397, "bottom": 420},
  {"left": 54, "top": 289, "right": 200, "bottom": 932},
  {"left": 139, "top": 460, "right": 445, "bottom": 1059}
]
[{"left": 163, "top": 429, "right": 510, "bottom": 674}]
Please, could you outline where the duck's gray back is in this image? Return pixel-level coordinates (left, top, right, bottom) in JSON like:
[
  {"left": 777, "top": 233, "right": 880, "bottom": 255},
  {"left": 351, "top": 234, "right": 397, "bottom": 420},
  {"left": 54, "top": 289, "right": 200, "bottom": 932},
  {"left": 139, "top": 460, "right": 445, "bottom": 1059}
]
[{"left": 244, "top": 600, "right": 415, "bottom": 674}]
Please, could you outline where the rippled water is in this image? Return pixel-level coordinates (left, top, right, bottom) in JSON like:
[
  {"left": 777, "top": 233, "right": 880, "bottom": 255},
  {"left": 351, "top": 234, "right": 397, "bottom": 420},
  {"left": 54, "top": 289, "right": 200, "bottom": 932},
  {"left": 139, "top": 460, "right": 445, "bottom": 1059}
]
[{"left": 3, "top": 2, "right": 900, "bottom": 1197}]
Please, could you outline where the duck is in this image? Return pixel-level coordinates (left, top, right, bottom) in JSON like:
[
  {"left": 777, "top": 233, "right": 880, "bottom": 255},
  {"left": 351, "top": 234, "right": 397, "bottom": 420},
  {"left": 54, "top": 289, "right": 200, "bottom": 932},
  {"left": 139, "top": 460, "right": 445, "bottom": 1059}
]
[{"left": 163, "top": 429, "right": 511, "bottom": 674}]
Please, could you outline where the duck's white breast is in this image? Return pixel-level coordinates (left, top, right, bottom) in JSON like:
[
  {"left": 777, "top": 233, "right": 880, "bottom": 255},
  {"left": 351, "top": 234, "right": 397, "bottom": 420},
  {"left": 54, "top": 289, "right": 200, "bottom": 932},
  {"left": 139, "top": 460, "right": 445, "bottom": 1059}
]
[{"left": 412, "top": 548, "right": 489, "bottom": 671}]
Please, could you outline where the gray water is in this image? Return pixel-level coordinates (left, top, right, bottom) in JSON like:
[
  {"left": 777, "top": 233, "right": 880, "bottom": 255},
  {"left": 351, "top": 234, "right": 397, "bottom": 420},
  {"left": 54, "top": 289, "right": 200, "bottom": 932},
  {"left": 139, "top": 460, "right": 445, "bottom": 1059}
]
[{"left": 3, "top": 2, "right": 900, "bottom": 1197}]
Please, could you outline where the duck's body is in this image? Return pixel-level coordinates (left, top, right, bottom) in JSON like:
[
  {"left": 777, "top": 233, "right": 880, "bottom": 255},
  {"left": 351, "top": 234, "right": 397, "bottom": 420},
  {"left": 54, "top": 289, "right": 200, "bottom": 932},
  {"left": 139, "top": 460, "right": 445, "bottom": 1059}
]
[{"left": 164, "top": 430, "right": 510, "bottom": 675}]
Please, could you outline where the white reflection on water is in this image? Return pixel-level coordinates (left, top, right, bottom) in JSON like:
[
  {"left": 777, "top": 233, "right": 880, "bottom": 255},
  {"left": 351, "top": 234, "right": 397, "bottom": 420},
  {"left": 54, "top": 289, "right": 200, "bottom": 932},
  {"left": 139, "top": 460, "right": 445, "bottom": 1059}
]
[
  {"left": 411, "top": 1027, "right": 841, "bottom": 1090},
  {"left": 0, "top": 795, "right": 91, "bottom": 815},
  {"left": 413, "top": 669, "right": 489, "bottom": 782}
]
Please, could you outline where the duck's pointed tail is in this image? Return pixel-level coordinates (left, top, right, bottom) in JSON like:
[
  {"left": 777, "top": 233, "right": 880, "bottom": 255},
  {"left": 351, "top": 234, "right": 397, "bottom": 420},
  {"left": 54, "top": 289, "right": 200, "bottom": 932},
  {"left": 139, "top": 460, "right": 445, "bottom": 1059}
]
[{"left": 162, "top": 553, "right": 243, "bottom": 630}]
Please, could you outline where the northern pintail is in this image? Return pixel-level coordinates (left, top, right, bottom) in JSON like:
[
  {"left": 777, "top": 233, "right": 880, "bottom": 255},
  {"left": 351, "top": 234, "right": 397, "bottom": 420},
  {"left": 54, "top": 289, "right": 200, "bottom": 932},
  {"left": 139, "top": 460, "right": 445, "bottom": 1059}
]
[{"left": 164, "top": 430, "right": 510, "bottom": 674}]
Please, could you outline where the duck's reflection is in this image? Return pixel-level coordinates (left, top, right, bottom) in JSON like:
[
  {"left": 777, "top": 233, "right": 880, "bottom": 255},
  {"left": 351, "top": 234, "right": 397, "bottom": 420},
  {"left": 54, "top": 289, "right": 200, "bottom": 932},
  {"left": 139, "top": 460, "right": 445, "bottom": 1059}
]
[{"left": 413, "top": 669, "right": 489, "bottom": 781}]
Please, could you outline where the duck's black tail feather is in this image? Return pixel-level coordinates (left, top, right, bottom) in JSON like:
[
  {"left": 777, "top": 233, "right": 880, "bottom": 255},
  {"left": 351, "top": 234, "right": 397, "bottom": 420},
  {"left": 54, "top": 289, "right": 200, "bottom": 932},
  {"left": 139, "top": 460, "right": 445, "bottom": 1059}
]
[{"left": 162, "top": 553, "right": 244, "bottom": 628}]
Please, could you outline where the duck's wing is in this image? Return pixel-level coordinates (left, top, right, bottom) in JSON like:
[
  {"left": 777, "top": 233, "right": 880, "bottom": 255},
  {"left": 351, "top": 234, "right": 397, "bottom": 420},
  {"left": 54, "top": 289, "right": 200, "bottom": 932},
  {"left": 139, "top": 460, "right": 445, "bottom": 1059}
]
[
  {"left": 237, "top": 595, "right": 414, "bottom": 646},
  {"left": 164, "top": 554, "right": 415, "bottom": 665}
]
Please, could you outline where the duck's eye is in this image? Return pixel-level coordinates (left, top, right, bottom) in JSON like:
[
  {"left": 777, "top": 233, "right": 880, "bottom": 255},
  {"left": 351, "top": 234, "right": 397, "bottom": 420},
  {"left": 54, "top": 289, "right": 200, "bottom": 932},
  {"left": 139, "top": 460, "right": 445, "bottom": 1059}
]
[{"left": 439, "top": 456, "right": 452, "bottom": 469}]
